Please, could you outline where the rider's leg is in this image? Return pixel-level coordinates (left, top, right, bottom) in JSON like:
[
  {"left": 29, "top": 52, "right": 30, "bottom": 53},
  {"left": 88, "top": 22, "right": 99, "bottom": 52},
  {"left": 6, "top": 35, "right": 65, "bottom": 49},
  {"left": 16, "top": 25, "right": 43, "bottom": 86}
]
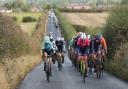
[
  {"left": 43, "top": 51, "right": 47, "bottom": 71},
  {"left": 84, "top": 55, "right": 88, "bottom": 76},
  {"left": 60, "top": 46, "right": 64, "bottom": 64},
  {"left": 49, "top": 50, "right": 52, "bottom": 76}
]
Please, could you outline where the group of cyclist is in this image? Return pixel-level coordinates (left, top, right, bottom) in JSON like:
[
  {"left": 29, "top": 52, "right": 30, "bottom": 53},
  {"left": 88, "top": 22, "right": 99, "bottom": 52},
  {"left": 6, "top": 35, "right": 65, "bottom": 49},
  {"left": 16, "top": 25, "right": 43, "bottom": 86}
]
[
  {"left": 42, "top": 10, "right": 107, "bottom": 79},
  {"left": 42, "top": 32, "right": 65, "bottom": 74},
  {"left": 69, "top": 32, "right": 107, "bottom": 77}
]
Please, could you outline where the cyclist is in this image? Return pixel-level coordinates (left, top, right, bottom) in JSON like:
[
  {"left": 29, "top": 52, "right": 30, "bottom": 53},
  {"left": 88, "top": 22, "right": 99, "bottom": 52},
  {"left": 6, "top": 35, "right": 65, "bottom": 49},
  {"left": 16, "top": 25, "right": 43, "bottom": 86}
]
[
  {"left": 94, "top": 33, "right": 107, "bottom": 54},
  {"left": 61, "top": 37, "right": 66, "bottom": 53},
  {"left": 74, "top": 32, "right": 82, "bottom": 54},
  {"left": 42, "top": 36, "right": 53, "bottom": 74},
  {"left": 56, "top": 36, "right": 64, "bottom": 64},
  {"left": 77, "top": 33, "right": 90, "bottom": 76},
  {"left": 93, "top": 33, "right": 107, "bottom": 72},
  {"left": 49, "top": 32, "right": 54, "bottom": 42}
]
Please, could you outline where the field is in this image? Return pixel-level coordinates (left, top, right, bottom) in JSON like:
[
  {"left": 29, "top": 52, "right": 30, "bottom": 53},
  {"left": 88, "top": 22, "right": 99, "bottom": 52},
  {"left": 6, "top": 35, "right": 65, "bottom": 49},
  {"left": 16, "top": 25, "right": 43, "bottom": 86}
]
[
  {"left": 62, "top": 12, "right": 108, "bottom": 28},
  {"left": 6, "top": 12, "right": 42, "bottom": 23},
  {"left": 5, "top": 12, "right": 42, "bottom": 36}
]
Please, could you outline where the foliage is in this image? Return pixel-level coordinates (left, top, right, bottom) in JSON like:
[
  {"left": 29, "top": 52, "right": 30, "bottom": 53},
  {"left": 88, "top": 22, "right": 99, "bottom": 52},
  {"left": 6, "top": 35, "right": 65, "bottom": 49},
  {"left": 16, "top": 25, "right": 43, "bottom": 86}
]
[
  {"left": 121, "top": 0, "right": 128, "bottom": 5},
  {"left": 7, "top": 12, "right": 41, "bottom": 23},
  {"left": 44, "top": 4, "right": 51, "bottom": 10},
  {"left": 55, "top": 9, "right": 77, "bottom": 44},
  {"left": 103, "top": 5, "right": 128, "bottom": 58},
  {"left": 22, "top": 16, "right": 37, "bottom": 22},
  {"left": 0, "top": 13, "right": 46, "bottom": 60},
  {"left": 103, "top": 4, "right": 128, "bottom": 81},
  {"left": 73, "top": 25, "right": 102, "bottom": 35},
  {"left": 58, "top": 8, "right": 104, "bottom": 13},
  {"left": 4, "top": 2, "right": 30, "bottom": 12}
]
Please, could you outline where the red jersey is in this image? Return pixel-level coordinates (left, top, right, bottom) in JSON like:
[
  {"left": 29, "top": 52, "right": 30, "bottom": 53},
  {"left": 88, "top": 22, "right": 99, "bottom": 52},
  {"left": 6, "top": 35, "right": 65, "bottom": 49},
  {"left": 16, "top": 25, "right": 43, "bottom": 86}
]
[{"left": 77, "top": 37, "right": 90, "bottom": 48}]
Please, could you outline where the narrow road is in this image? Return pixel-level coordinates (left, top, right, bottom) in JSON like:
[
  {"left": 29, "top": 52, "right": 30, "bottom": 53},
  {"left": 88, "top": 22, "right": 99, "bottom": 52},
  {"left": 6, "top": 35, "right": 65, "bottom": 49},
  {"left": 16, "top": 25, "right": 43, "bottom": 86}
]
[{"left": 18, "top": 16, "right": 128, "bottom": 89}]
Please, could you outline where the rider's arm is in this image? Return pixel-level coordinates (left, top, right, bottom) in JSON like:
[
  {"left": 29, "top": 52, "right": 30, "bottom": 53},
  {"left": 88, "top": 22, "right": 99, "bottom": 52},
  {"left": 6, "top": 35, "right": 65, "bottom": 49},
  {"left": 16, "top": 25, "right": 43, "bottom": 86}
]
[
  {"left": 42, "top": 42, "right": 45, "bottom": 50},
  {"left": 69, "top": 39, "right": 72, "bottom": 50},
  {"left": 41, "top": 42, "right": 45, "bottom": 58},
  {"left": 101, "top": 37, "right": 107, "bottom": 53},
  {"left": 50, "top": 41, "right": 53, "bottom": 49},
  {"left": 77, "top": 38, "right": 81, "bottom": 46}
]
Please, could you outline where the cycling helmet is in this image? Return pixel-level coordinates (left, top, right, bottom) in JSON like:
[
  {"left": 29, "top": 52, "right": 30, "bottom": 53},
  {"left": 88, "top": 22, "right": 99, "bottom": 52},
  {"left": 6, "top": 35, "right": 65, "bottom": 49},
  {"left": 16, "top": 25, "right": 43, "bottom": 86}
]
[
  {"left": 61, "top": 37, "right": 64, "bottom": 41},
  {"left": 81, "top": 33, "right": 86, "bottom": 40},
  {"left": 44, "top": 36, "right": 50, "bottom": 42},
  {"left": 79, "top": 32, "right": 83, "bottom": 36},
  {"left": 57, "top": 36, "right": 61, "bottom": 41}
]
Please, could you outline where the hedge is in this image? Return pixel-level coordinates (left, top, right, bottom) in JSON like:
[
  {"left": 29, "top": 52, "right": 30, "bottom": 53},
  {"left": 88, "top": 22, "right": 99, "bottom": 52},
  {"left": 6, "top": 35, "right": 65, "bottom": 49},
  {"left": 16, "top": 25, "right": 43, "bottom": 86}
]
[
  {"left": 55, "top": 9, "right": 77, "bottom": 44},
  {"left": 103, "top": 5, "right": 128, "bottom": 81},
  {"left": 22, "top": 16, "right": 37, "bottom": 22}
]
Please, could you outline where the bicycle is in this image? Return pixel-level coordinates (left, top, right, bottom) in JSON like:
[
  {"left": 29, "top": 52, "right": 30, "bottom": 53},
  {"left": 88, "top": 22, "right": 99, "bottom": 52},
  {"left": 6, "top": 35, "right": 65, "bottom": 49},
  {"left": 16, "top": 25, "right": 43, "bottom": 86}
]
[
  {"left": 95, "top": 51, "right": 103, "bottom": 79},
  {"left": 45, "top": 55, "right": 52, "bottom": 82},
  {"left": 88, "top": 55, "right": 93, "bottom": 75},
  {"left": 56, "top": 51, "right": 63, "bottom": 71},
  {"left": 79, "top": 54, "right": 88, "bottom": 83}
]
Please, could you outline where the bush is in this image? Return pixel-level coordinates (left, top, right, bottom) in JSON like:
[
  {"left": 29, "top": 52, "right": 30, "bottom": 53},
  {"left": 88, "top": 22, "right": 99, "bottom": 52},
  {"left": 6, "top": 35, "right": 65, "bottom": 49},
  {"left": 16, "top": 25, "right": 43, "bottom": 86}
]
[
  {"left": 73, "top": 25, "right": 102, "bottom": 35},
  {"left": 103, "top": 5, "right": 128, "bottom": 81},
  {"left": 58, "top": 8, "right": 104, "bottom": 13},
  {"left": 103, "top": 5, "right": 128, "bottom": 58},
  {"left": 44, "top": 4, "right": 51, "bottom": 10},
  {"left": 55, "top": 9, "right": 77, "bottom": 44},
  {"left": 22, "top": 16, "right": 37, "bottom": 22},
  {"left": 0, "top": 13, "right": 44, "bottom": 60},
  {"left": 4, "top": 2, "right": 30, "bottom": 12}
]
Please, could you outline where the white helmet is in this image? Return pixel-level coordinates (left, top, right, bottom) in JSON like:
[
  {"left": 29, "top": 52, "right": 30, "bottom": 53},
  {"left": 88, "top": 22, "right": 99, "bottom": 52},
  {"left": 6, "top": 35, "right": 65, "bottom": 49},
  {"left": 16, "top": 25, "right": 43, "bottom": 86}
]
[
  {"left": 81, "top": 33, "right": 86, "bottom": 39},
  {"left": 79, "top": 32, "right": 83, "bottom": 36},
  {"left": 50, "top": 36, "right": 53, "bottom": 39},
  {"left": 57, "top": 36, "right": 61, "bottom": 41},
  {"left": 52, "top": 41, "right": 55, "bottom": 44},
  {"left": 50, "top": 32, "right": 52, "bottom": 35},
  {"left": 61, "top": 37, "right": 64, "bottom": 41}
]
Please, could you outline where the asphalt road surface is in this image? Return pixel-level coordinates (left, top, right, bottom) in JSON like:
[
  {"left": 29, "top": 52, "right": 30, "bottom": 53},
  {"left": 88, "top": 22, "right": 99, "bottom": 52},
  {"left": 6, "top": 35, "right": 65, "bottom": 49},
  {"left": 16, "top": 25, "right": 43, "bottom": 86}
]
[{"left": 18, "top": 16, "right": 128, "bottom": 89}]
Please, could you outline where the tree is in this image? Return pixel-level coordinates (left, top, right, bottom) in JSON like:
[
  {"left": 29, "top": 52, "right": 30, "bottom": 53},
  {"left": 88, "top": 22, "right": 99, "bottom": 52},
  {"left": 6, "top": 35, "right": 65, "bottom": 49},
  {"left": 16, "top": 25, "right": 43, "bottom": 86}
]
[
  {"left": 121, "top": 0, "right": 128, "bottom": 4},
  {"left": 44, "top": 4, "right": 51, "bottom": 10}
]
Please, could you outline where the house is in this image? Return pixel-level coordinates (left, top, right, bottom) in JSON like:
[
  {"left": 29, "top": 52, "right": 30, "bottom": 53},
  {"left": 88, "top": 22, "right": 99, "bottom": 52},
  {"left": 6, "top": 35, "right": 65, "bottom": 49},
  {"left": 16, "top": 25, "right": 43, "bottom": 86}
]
[
  {"left": 0, "top": 7, "right": 12, "bottom": 13},
  {"left": 31, "top": 5, "right": 40, "bottom": 12},
  {"left": 66, "top": 3, "right": 92, "bottom": 10}
]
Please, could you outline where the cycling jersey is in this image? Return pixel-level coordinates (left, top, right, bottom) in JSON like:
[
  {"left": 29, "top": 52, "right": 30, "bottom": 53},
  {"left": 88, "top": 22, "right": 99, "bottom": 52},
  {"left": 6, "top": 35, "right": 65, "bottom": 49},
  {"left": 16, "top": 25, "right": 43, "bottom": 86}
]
[
  {"left": 77, "top": 37, "right": 90, "bottom": 55},
  {"left": 56, "top": 40, "right": 64, "bottom": 52},
  {"left": 42, "top": 36, "right": 53, "bottom": 55}
]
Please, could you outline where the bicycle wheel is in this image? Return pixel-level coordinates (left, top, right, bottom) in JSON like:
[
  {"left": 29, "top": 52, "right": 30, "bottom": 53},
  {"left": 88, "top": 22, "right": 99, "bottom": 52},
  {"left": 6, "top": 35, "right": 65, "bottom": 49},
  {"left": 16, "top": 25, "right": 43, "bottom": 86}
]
[
  {"left": 47, "top": 58, "right": 51, "bottom": 82},
  {"left": 58, "top": 59, "right": 62, "bottom": 71},
  {"left": 80, "top": 60, "right": 83, "bottom": 75},
  {"left": 83, "top": 63, "right": 86, "bottom": 83},
  {"left": 46, "top": 71, "right": 50, "bottom": 82},
  {"left": 96, "top": 64, "right": 101, "bottom": 79}
]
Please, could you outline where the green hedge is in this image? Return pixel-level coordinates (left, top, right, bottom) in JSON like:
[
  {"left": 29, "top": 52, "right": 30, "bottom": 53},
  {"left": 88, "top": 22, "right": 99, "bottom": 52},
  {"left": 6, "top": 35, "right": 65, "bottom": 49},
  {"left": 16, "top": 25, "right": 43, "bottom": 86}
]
[
  {"left": 58, "top": 8, "right": 105, "bottom": 13},
  {"left": 103, "top": 5, "right": 128, "bottom": 81},
  {"left": 55, "top": 9, "right": 77, "bottom": 44},
  {"left": 22, "top": 16, "right": 37, "bottom": 22},
  {"left": 104, "top": 5, "right": 128, "bottom": 58},
  {"left": 73, "top": 25, "right": 102, "bottom": 35}
]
